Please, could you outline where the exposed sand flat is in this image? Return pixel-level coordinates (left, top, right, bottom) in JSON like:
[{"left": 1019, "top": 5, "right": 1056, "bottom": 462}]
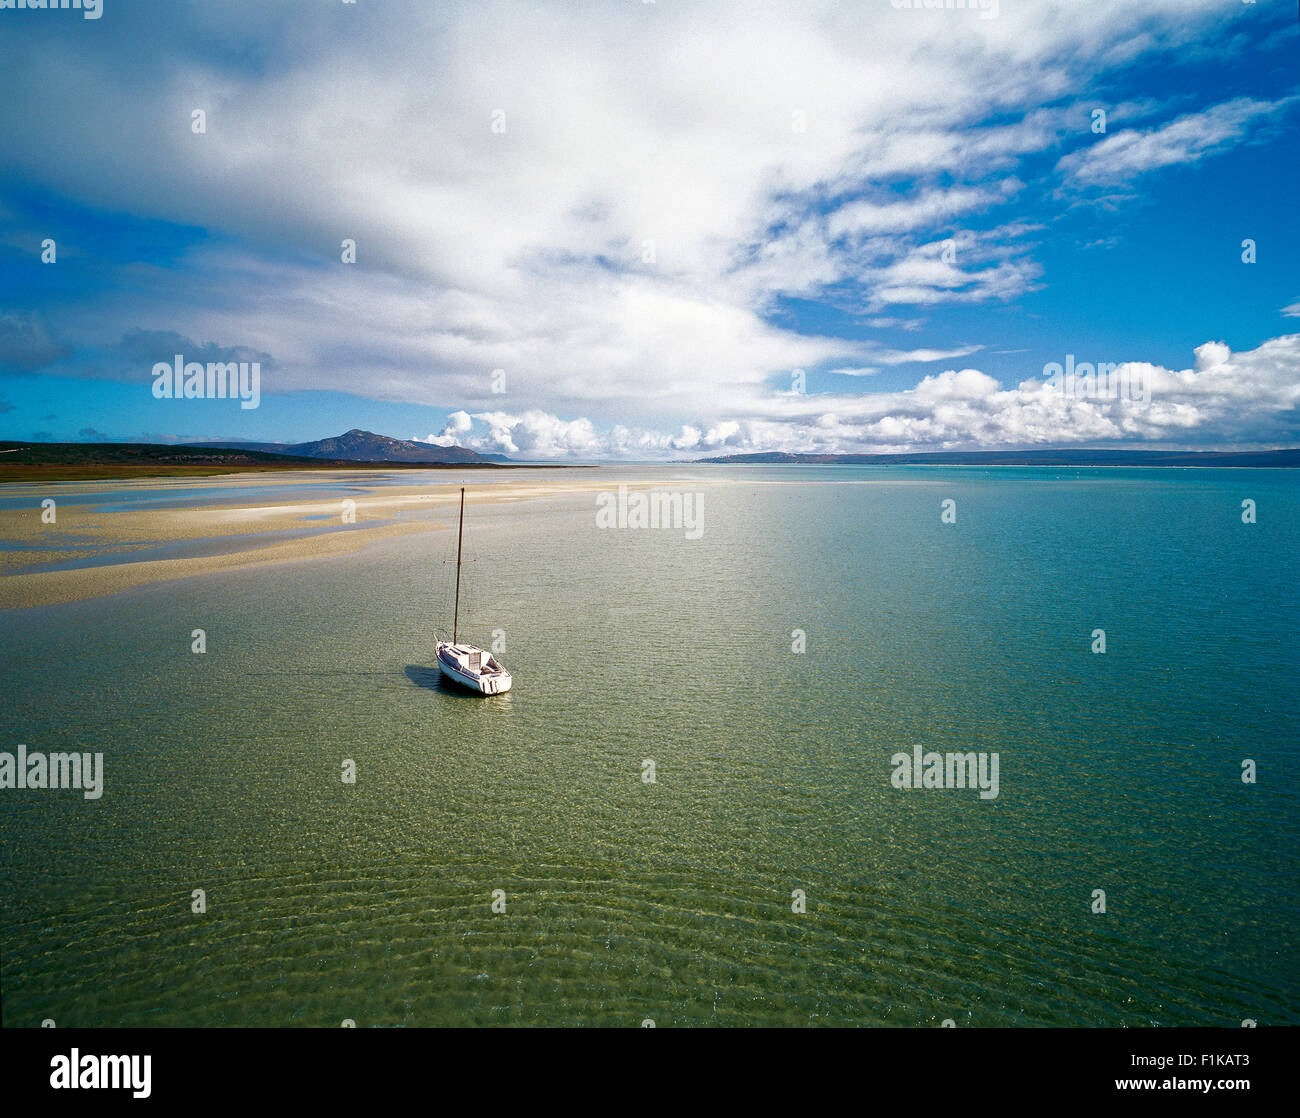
[
  {"left": 0, "top": 521, "right": 441, "bottom": 610},
  {"left": 0, "top": 471, "right": 697, "bottom": 608}
]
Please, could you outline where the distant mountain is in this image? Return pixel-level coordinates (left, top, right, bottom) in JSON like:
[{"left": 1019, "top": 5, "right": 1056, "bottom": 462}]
[
  {"left": 0, "top": 440, "right": 325, "bottom": 467},
  {"left": 0, "top": 431, "right": 546, "bottom": 481},
  {"left": 0, "top": 440, "right": 335, "bottom": 481},
  {"left": 697, "top": 448, "right": 1300, "bottom": 468},
  {"left": 188, "top": 428, "right": 510, "bottom": 464}
]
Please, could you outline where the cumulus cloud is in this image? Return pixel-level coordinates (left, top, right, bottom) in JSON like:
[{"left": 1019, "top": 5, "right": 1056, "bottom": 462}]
[
  {"left": 1193, "top": 341, "right": 1231, "bottom": 371},
  {"left": 0, "top": 0, "right": 1283, "bottom": 454},
  {"left": 423, "top": 410, "right": 474, "bottom": 448},
  {"left": 415, "top": 333, "right": 1300, "bottom": 458}
]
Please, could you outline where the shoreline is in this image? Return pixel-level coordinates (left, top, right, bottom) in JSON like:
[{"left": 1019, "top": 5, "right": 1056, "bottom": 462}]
[
  {"left": 2, "top": 461, "right": 1290, "bottom": 608},
  {"left": 0, "top": 461, "right": 594, "bottom": 484},
  {"left": 0, "top": 472, "right": 687, "bottom": 609}
]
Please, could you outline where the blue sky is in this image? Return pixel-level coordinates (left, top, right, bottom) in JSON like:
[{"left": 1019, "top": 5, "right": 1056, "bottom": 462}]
[{"left": 1, "top": 0, "right": 1297, "bottom": 459}]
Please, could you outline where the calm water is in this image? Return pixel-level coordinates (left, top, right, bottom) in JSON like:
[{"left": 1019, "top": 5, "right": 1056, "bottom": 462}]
[{"left": 1, "top": 466, "right": 1296, "bottom": 1027}]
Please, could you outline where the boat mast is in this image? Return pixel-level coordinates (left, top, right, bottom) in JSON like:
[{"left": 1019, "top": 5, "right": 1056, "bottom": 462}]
[{"left": 452, "top": 486, "right": 465, "bottom": 644}]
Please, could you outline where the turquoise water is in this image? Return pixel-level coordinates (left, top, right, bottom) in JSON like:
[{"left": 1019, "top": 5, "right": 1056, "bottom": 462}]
[{"left": 0, "top": 466, "right": 1296, "bottom": 1026}]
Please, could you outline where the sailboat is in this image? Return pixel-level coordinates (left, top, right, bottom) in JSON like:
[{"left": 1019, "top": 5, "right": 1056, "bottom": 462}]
[{"left": 435, "top": 487, "right": 513, "bottom": 695}]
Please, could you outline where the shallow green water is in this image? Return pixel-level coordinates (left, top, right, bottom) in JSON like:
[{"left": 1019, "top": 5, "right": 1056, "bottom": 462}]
[{"left": 1, "top": 466, "right": 1296, "bottom": 1026}]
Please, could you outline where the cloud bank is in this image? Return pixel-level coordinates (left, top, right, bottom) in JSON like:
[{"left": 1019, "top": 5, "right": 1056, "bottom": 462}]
[{"left": 1, "top": 0, "right": 1295, "bottom": 456}]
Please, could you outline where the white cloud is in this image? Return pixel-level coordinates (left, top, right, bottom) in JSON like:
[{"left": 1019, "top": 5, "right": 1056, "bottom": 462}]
[
  {"left": 1057, "top": 95, "right": 1297, "bottom": 189},
  {"left": 831, "top": 344, "right": 983, "bottom": 375},
  {"left": 826, "top": 182, "right": 1022, "bottom": 240},
  {"left": 861, "top": 228, "right": 1043, "bottom": 310},
  {"left": 417, "top": 333, "right": 1300, "bottom": 458},
  {"left": 1193, "top": 341, "right": 1231, "bottom": 371},
  {"left": 422, "top": 410, "right": 474, "bottom": 447},
  {"left": 0, "top": 0, "right": 1275, "bottom": 448}
]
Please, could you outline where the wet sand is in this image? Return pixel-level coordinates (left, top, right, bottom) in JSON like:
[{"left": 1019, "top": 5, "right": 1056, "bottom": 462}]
[{"left": 0, "top": 470, "right": 672, "bottom": 609}]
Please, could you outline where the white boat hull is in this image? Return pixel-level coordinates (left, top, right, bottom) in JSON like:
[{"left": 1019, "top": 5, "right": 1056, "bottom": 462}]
[{"left": 436, "top": 641, "right": 512, "bottom": 695}]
